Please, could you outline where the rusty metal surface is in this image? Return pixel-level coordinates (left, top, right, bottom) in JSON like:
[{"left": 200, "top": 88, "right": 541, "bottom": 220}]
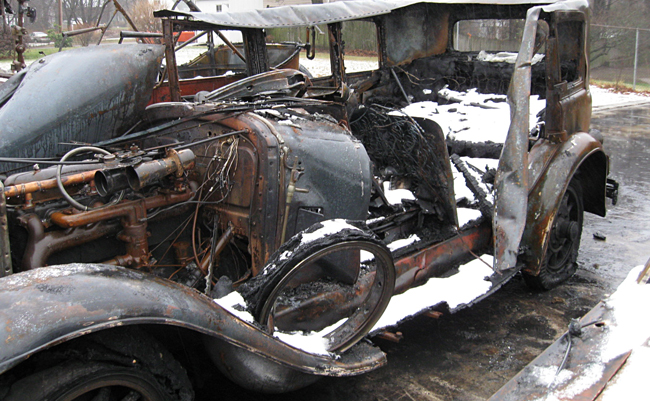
[
  {"left": 492, "top": 6, "right": 541, "bottom": 272},
  {"left": 493, "top": 0, "right": 593, "bottom": 272},
  {"left": 520, "top": 133, "right": 606, "bottom": 273},
  {"left": 393, "top": 222, "right": 492, "bottom": 295},
  {"left": 19, "top": 213, "right": 121, "bottom": 270},
  {"left": 382, "top": 3, "right": 450, "bottom": 66},
  {"left": 125, "top": 148, "right": 195, "bottom": 191},
  {"left": 4, "top": 169, "right": 99, "bottom": 199},
  {"left": 0, "top": 264, "right": 387, "bottom": 377},
  {"left": 162, "top": 19, "right": 182, "bottom": 102},
  {"left": 0, "top": 44, "right": 163, "bottom": 173},
  {"left": 40, "top": 188, "right": 194, "bottom": 269}
]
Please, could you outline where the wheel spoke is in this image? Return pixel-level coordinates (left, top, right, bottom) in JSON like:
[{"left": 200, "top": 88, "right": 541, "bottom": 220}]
[
  {"left": 90, "top": 387, "right": 111, "bottom": 401},
  {"left": 121, "top": 390, "right": 142, "bottom": 401}
]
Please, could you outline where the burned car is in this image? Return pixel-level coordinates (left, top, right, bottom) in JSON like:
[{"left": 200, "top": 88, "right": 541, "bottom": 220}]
[{"left": 0, "top": 0, "right": 617, "bottom": 399}]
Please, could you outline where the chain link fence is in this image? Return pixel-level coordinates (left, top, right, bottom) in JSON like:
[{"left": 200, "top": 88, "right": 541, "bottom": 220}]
[{"left": 590, "top": 24, "right": 650, "bottom": 91}]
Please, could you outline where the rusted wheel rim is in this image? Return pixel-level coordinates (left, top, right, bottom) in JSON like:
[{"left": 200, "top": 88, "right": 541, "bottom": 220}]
[
  {"left": 259, "top": 240, "right": 395, "bottom": 353},
  {"left": 546, "top": 184, "right": 583, "bottom": 273}
]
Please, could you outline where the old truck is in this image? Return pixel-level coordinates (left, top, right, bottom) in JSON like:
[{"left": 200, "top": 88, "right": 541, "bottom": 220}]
[{"left": 0, "top": 0, "right": 617, "bottom": 399}]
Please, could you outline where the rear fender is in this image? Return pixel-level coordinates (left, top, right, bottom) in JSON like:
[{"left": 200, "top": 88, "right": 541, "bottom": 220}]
[
  {"left": 0, "top": 264, "right": 385, "bottom": 377},
  {"left": 521, "top": 132, "right": 608, "bottom": 274}
]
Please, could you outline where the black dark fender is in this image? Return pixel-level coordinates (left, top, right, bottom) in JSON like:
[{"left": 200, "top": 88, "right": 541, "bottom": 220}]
[
  {"left": 521, "top": 132, "right": 608, "bottom": 273},
  {"left": 0, "top": 264, "right": 386, "bottom": 377}
]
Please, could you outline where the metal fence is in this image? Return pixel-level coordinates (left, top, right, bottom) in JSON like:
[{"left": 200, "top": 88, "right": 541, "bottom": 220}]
[{"left": 590, "top": 24, "right": 650, "bottom": 91}]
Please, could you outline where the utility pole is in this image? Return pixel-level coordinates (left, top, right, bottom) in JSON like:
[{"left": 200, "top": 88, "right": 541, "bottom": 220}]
[
  {"left": 633, "top": 28, "right": 639, "bottom": 91},
  {"left": 58, "top": 0, "right": 63, "bottom": 32}
]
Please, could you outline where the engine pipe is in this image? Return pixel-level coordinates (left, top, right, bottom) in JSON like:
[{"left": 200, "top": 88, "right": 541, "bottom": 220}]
[
  {"left": 126, "top": 148, "right": 195, "bottom": 191},
  {"left": 19, "top": 213, "right": 121, "bottom": 270},
  {"left": 4, "top": 170, "right": 99, "bottom": 198},
  {"left": 94, "top": 149, "right": 195, "bottom": 196},
  {"left": 49, "top": 188, "right": 194, "bottom": 268},
  {"left": 95, "top": 168, "right": 130, "bottom": 197}
]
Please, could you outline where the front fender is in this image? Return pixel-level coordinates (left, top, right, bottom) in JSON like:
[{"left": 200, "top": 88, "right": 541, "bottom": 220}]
[
  {"left": 521, "top": 133, "right": 607, "bottom": 273},
  {"left": 0, "top": 264, "right": 385, "bottom": 376}
]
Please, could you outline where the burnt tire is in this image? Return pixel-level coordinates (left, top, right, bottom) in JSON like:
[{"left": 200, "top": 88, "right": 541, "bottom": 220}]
[
  {"left": 4, "top": 361, "right": 170, "bottom": 401},
  {"left": 4, "top": 328, "right": 193, "bottom": 401},
  {"left": 239, "top": 220, "right": 395, "bottom": 353},
  {"left": 523, "top": 178, "right": 584, "bottom": 290}
]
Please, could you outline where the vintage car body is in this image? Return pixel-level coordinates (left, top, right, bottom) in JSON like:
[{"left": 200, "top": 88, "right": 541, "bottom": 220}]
[{"left": 0, "top": 0, "right": 617, "bottom": 399}]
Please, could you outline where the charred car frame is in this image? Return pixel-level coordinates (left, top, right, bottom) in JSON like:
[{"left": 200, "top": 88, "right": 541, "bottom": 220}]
[{"left": 0, "top": 0, "right": 617, "bottom": 399}]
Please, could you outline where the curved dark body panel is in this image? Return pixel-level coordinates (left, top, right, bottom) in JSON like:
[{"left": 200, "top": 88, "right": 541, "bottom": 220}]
[
  {"left": 0, "top": 264, "right": 386, "bottom": 377},
  {"left": 0, "top": 44, "right": 163, "bottom": 171}
]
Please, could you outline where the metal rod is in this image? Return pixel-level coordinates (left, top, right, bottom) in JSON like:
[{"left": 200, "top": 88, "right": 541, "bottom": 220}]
[
  {"left": 4, "top": 170, "right": 99, "bottom": 198},
  {"left": 112, "top": 0, "right": 138, "bottom": 32},
  {"left": 633, "top": 28, "right": 639, "bottom": 91},
  {"left": 97, "top": 10, "right": 117, "bottom": 44},
  {"left": 96, "top": 0, "right": 111, "bottom": 28},
  {"left": 215, "top": 29, "right": 246, "bottom": 62},
  {"left": 391, "top": 68, "right": 411, "bottom": 105},
  {"left": 174, "top": 30, "right": 207, "bottom": 51},
  {"left": 163, "top": 18, "right": 181, "bottom": 102},
  {"left": 120, "top": 31, "right": 163, "bottom": 40},
  {"left": 63, "top": 25, "right": 106, "bottom": 37}
]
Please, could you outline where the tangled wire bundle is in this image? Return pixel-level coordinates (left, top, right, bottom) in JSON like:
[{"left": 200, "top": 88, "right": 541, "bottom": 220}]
[{"left": 350, "top": 105, "right": 446, "bottom": 198}]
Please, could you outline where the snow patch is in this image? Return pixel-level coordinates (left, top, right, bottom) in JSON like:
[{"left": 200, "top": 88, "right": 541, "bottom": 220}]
[
  {"left": 598, "top": 265, "right": 650, "bottom": 363},
  {"left": 383, "top": 182, "right": 416, "bottom": 205},
  {"left": 457, "top": 208, "right": 482, "bottom": 226},
  {"left": 590, "top": 85, "right": 650, "bottom": 110},
  {"left": 372, "top": 256, "right": 494, "bottom": 331},
  {"left": 387, "top": 235, "right": 420, "bottom": 252},
  {"left": 300, "top": 219, "right": 359, "bottom": 246},
  {"left": 529, "top": 366, "right": 574, "bottom": 387},
  {"left": 214, "top": 291, "right": 255, "bottom": 323},
  {"left": 529, "top": 265, "right": 650, "bottom": 401},
  {"left": 401, "top": 88, "right": 545, "bottom": 145},
  {"left": 272, "top": 319, "right": 346, "bottom": 356},
  {"left": 598, "top": 341, "right": 650, "bottom": 400}
]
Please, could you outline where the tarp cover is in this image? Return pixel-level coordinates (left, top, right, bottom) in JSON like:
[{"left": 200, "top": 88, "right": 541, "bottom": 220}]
[{"left": 154, "top": 0, "right": 560, "bottom": 29}]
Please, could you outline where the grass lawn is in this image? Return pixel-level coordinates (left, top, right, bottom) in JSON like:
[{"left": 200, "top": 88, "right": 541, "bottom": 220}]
[
  {"left": 591, "top": 79, "right": 650, "bottom": 93},
  {"left": 0, "top": 46, "right": 62, "bottom": 62}
]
